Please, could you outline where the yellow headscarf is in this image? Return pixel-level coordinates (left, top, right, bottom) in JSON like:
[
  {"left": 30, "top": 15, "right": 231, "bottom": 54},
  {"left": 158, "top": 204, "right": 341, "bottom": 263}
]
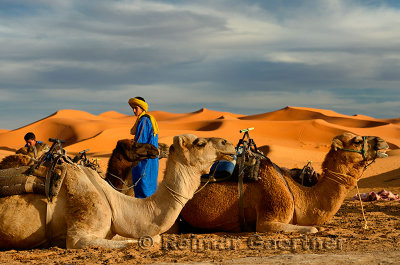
[{"left": 129, "top": 98, "right": 159, "bottom": 137}]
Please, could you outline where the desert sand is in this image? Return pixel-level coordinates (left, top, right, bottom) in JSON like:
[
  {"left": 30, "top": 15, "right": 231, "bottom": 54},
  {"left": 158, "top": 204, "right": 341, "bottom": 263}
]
[{"left": 0, "top": 106, "right": 399, "bottom": 264}]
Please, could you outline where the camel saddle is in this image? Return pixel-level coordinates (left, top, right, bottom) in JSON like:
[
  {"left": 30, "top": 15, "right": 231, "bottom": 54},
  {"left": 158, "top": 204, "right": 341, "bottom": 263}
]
[
  {"left": 202, "top": 154, "right": 320, "bottom": 187},
  {"left": 201, "top": 149, "right": 264, "bottom": 183},
  {"left": 0, "top": 162, "right": 67, "bottom": 201}
]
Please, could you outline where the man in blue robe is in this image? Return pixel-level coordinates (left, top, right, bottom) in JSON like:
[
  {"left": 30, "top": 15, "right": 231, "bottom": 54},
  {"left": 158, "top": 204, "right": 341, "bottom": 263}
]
[{"left": 129, "top": 97, "right": 159, "bottom": 198}]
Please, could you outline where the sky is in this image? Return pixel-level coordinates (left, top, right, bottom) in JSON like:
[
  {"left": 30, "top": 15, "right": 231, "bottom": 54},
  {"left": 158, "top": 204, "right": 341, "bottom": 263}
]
[{"left": 0, "top": 0, "right": 399, "bottom": 130}]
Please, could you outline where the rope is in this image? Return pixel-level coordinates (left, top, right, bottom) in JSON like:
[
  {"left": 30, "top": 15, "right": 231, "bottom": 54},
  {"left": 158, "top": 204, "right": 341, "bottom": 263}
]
[
  {"left": 355, "top": 183, "right": 368, "bottom": 230},
  {"left": 163, "top": 182, "right": 191, "bottom": 207},
  {"left": 355, "top": 163, "right": 370, "bottom": 230},
  {"left": 324, "top": 165, "right": 369, "bottom": 230},
  {"left": 323, "top": 168, "right": 357, "bottom": 187},
  {"left": 195, "top": 177, "right": 211, "bottom": 194},
  {"left": 106, "top": 172, "right": 135, "bottom": 191},
  {"left": 106, "top": 157, "right": 149, "bottom": 192}
]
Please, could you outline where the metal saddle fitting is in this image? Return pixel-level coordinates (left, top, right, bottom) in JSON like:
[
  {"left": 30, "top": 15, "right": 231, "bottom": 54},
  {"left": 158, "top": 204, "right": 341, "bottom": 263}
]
[
  {"left": 287, "top": 161, "right": 320, "bottom": 187},
  {"left": 200, "top": 127, "right": 265, "bottom": 183},
  {"left": 235, "top": 127, "right": 265, "bottom": 182},
  {"left": 73, "top": 149, "right": 102, "bottom": 174}
]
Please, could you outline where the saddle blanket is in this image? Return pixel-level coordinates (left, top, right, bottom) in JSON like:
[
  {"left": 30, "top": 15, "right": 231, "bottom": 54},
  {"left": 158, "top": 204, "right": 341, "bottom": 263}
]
[{"left": 352, "top": 189, "right": 400, "bottom": 202}]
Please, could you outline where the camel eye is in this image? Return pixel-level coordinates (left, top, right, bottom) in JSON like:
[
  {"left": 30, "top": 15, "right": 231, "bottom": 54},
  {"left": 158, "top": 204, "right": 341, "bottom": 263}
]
[
  {"left": 193, "top": 139, "right": 207, "bottom": 148},
  {"left": 353, "top": 138, "right": 363, "bottom": 145}
]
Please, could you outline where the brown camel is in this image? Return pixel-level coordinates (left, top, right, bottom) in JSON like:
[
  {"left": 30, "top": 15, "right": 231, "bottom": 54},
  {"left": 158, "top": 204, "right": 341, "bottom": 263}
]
[
  {"left": 180, "top": 132, "right": 389, "bottom": 233},
  {"left": 105, "top": 140, "right": 169, "bottom": 196},
  {"left": 0, "top": 144, "right": 49, "bottom": 169},
  {"left": 0, "top": 134, "right": 235, "bottom": 249}
]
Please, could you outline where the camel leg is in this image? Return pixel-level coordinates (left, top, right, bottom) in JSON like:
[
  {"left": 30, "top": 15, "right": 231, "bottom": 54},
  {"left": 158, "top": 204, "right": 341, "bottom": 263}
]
[
  {"left": 67, "top": 234, "right": 136, "bottom": 249},
  {"left": 67, "top": 234, "right": 161, "bottom": 249},
  {"left": 256, "top": 221, "right": 318, "bottom": 233}
]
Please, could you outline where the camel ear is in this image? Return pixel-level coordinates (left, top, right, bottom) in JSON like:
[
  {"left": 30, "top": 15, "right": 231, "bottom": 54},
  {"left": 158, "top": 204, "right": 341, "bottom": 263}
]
[
  {"left": 16, "top": 147, "right": 28, "bottom": 155},
  {"left": 116, "top": 139, "right": 127, "bottom": 153},
  {"left": 174, "top": 135, "right": 188, "bottom": 150},
  {"left": 332, "top": 138, "right": 343, "bottom": 151}
]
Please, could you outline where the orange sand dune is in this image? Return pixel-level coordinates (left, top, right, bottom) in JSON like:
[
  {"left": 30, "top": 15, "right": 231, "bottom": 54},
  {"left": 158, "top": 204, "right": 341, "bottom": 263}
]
[
  {"left": 99, "top": 111, "right": 129, "bottom": 119},
  {"left": 242, "top": 106, "right": 389, "bottom": 128},
  {"left": 0, "top": 106, "right": 399, "bottom": 192},
  {"left": 159, "top": 108, "right": 244, "bottom": 122}
]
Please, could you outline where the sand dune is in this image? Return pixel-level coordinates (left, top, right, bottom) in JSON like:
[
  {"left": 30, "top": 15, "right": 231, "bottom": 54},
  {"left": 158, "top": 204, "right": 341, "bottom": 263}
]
[
  {"left": 242, "top": 106, "right": 390, "bottom": 128},
  {"left": 0, "top": 106, "right": 399, "bottom": 191},
  {"left": 99, "top": 111, "right": 129, "bottom": 119}
]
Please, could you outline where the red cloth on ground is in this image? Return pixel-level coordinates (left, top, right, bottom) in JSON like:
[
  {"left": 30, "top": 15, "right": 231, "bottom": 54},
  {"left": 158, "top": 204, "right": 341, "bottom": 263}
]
[{"left": 352, "top": 189, "right": 400, "bottom": 202}]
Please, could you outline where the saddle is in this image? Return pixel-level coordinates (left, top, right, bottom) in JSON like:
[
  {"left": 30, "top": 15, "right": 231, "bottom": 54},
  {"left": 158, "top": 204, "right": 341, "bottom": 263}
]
[
  {"left": 202, "top": 150, "right": 320, "bottom": 186},
  {"left": 285, "top": 161, "right": 320, "bottom": 187},
  {"left": 0, "top": 138, "right": 72, "bottom": 201},
  {"left": 201, "top": 128, "right": 266, "bottom": 183},
  {"left": 0, "top": 160, "right": 68, "bottom": 201},
  {"left": 201, "top": 149, "right": 265, "bottom": 183}
]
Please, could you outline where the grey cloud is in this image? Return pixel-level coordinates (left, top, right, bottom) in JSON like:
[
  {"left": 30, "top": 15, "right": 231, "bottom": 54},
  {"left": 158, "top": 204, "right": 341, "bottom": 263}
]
[{"left": 0, "top": 0, "right": 400, "bottom": 130}]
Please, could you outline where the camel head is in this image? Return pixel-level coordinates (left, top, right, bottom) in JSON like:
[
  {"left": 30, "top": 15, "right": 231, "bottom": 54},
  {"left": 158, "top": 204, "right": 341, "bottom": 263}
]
[
  {"left": 16, "top": 144, "right": 48, "bottom": 160},
  {"left": 158, "top": 142, "right": 170, "bottom": 159},
  {"left": 328, "top": 132, "right": 389, "bottom": 167},
  {"left": 168, "top": 134, "right": 236, "bottom": 176},
  {"left": 0, "top": 154, "right": 33, "bottom": 169},
  {"left": 115, "top": 139, "right": 159, "bottom": 164}
]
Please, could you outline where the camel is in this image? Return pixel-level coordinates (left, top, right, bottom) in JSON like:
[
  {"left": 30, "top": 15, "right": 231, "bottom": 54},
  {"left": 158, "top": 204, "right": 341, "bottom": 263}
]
[
  {"left": 105, "top": 140, "right": 169, "bottom": 196},
  {"left": 0, "top": 134, "right": 235, "bottom": 249},
  {"left": 0, "top": 144, "right": 49, "bottom": 169},
  {"left": 180, "top": 132, "right": 389, "bottom": 233}
]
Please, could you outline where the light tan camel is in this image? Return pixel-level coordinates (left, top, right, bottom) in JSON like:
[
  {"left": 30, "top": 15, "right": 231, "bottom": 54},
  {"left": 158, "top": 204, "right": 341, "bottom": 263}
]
[
  {"left": 0, "top": 134, "right": 235, "bottom": 249},
  {"left": 180, "top": 132, "right": 389, "bottom": 233}
]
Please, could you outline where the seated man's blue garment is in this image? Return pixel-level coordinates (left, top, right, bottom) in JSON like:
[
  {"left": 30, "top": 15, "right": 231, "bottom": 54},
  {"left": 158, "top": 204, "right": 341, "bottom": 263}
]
[{"left": 132, "top": 116, "right": 159, "bottom": 198}]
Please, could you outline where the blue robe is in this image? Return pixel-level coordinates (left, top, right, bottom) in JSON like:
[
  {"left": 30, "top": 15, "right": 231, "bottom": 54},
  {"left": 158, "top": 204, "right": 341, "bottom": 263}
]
[{"left": 132, "top": 115, "right": 159, "bottom": 198}]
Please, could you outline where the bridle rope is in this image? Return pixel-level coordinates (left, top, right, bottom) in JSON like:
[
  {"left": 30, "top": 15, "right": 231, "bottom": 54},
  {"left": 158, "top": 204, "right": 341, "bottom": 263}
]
[
  {"left": 323, "top": 168, "right": 357, "bottom": 188},
  {"left": 332, "top": 136, "right": 380, "bottom": 230},
  {"left": 163, "top": 182, "right": 191, "bottom": 207}
]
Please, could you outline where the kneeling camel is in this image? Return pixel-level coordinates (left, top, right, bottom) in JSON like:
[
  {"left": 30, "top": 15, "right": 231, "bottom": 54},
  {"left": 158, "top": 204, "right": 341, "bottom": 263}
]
[
  {"left": 0, "top": 134, "right": 235, "bottom": 249},
  {"left": 180, "top": 132, "right": 389, "bottom": 233}
]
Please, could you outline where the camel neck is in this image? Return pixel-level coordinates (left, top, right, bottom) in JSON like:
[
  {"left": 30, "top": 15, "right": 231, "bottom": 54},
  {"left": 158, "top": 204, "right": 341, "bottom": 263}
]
[
  {"left": 163, "top": 159, "right": 201, "bottom": 199},
  {"left": 323, "top": 168, "right": 358, "bottom": 188},
  {"left": 292, "top": 165, "right": 362, "bottom": 225},
  {"left": 108, "top": 160, "right": 201, "bottom": 238}
]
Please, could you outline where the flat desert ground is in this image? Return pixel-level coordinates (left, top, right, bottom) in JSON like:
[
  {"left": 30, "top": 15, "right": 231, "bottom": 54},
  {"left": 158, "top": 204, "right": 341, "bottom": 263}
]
[{"left": 0, "top": 106, "right": 399, "bottom": 264}]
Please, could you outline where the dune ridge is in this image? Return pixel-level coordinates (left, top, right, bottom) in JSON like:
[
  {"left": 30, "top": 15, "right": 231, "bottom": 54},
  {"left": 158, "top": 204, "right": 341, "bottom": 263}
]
[{"left": 0, "top": 106, "right": 398, "bottom": 182}]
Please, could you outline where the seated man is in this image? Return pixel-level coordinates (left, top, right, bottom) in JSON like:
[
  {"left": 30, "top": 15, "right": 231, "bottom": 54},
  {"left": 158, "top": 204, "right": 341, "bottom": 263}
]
[{"left": 17, "top": 132, "right": 50, "bottom": 160}]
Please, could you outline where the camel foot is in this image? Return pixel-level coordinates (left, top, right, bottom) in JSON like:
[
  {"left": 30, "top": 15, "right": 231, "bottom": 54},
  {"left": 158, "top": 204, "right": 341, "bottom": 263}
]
[
  {"left": 67, "top": 235, "right": 140, "bottom": 249},
  {"left": 257, "top": 221, "right": 318, "bottom": 234}
]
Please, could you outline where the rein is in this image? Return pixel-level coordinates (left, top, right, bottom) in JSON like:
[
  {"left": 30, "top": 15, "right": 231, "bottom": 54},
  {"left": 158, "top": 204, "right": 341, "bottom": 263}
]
[
  {"left": 323, "top": 168, "right": 357, "bottom": 188},
  {"left": 163, "top": 182, "right": 191, "bottom": 207},
  {"left": 323, "top": 165, "right": 370, "bottom": 229},
  {"left": 106, "top": 159, "right": 149, "bottom": 192},
  {"left": 342, "top": 136, "right": 367, "bottom": 159},
  {"left": 164, "top": 162, "right": 226, "bottom": 207},
  {"left": 340, "top": 136, "right": 378, "bottom": 168},
  {"left": 106, "top": 172, "right": 135, "bottom": 191},
  {"left": 328, "top": 139, "right": 380, "bottom": 230}
]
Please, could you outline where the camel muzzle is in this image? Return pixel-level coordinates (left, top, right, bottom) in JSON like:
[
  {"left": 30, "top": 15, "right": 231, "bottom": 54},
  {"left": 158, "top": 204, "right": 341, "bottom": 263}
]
[
  {"left": 217, "top": 152, "right": 236, "bottom": 162},
  {"left": 375, "top": 137, "right": 389, "bottom": 158},
  {"left": 376, "top": 151, "right": 388, "bottom": 158}
]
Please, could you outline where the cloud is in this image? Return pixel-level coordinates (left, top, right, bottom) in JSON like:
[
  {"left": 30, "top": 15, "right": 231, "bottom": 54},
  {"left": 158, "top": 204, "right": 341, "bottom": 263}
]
[{"left": 0, "top": 0, "right": 399, "bottom": 129}]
